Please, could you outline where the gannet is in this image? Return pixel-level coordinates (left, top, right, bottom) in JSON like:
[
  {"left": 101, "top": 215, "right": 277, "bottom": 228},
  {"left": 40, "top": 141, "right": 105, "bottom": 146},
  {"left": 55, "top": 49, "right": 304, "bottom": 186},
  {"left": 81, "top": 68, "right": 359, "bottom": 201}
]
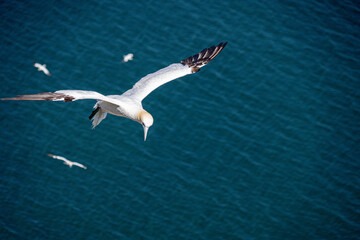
[
  {"left": 122, "top": 53, "right": 134, "bottom": 63},
  {"left": 47, "top": 154, "right": 87, "bottom": 169},
  {"left": 3, "top": 42, "right": 228, "bottom": 141},
  {"left": 33, "top": 62, "right": 51, "bottom": 76}
]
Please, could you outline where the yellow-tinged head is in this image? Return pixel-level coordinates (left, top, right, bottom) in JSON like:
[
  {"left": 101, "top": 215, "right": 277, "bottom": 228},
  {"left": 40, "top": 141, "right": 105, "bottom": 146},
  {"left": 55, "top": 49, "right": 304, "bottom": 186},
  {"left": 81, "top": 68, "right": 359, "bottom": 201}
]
[{"left": 138, "top": 110, "right": 154, "bottom": 141}]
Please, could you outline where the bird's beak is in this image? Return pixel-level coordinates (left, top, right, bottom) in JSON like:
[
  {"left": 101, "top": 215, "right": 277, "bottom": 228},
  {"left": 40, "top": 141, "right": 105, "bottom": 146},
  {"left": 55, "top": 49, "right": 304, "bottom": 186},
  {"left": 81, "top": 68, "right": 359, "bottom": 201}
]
[{"left": 143, "top": 126, "right": 149, "bottom": 141}]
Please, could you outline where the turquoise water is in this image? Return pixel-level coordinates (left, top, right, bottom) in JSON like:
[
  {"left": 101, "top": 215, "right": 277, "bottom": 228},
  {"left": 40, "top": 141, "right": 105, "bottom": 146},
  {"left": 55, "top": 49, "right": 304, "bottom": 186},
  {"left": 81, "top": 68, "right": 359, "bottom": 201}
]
[{"left": 1, "top": 1, "right": 359, "bottom": 239}]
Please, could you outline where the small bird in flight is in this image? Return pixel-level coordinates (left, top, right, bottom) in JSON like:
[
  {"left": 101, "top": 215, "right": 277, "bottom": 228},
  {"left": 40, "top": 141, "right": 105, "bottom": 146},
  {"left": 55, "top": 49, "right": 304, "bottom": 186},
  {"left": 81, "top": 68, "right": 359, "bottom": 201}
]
[
  {"left": 33, "top": 62, "right": 51, "bottom": 76},
  {"left": 122, "top": 53, "right": 134, "bottom": 63},
  {"left": 3, "top": 42, "right": 228, "bottom": 140},
  {"left": 47, "top": 154, "right": 87, "bottom": 169}
]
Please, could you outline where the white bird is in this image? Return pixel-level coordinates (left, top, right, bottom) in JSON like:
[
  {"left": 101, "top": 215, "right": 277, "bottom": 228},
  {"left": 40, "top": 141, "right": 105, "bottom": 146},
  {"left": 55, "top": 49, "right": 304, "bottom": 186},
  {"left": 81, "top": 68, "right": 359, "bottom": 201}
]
[
  {"left": 33, "top": 62, "right": 51, "bottom": 76},
  {"left": 47, "top": 153, "right": 87, "bottom": 169},
  {"left": 3, "top": 42, "right": 228, "bottom": 141},
  {"left": 122, "top": 53, "right": 134, "bottom": 63}
]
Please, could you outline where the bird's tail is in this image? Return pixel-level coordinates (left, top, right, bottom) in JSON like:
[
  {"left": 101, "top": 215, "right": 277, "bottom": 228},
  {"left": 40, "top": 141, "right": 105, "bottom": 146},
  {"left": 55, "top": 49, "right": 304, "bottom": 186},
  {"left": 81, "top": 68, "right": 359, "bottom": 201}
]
[{"left": 89, "top": 105, "right": 107, "bottom": 129}]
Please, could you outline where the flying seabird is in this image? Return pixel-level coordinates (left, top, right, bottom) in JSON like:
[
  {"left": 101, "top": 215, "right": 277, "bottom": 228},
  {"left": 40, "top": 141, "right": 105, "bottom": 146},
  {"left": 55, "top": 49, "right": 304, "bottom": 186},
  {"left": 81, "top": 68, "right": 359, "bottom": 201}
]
[
  {"left": 122, "top": 53, "right": 134, "bottom": 63},
  {"left": 47, "top": 154, "right": 87, "bottom": 169},
  {"left": 3, "top": 42, "right": 228, "bottom": 141},
  {"left": 33, "top": 62, "right": 51, "bottom": 76}
]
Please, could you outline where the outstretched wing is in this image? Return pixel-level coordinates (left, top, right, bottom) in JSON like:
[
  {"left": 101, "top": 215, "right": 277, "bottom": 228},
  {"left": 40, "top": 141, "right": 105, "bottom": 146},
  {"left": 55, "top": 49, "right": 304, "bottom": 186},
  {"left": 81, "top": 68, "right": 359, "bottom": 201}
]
[
  {"left": 73, "top": 162, "right": 87, "bottom": 169},
  {"left": 1, "top": 90, "right": 120, "bottom": 105},
  {"left": 43, "top": 68, "right": 51, "bottom": 76},
  {"left": 47, "top": 153, "right": 68, "bottom": 162},
  {"left": 123, "top": 42, "right": 227, "bottom": 101}
]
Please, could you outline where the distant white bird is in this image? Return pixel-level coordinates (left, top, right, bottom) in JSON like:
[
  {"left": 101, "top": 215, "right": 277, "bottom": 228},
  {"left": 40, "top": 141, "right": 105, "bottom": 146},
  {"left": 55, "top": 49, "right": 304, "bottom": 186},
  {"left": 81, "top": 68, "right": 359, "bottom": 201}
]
[
  {"left": 122, "top": 53, "right": 134, "bottom": 63},
  {"left": 33, "top": 62, "right": 51, "bottom": 76},
  {"left": 3, "top": 42, "right": 228, "bottom": 141},
  {"left": 47, "top": 154, "right": 87, "bottom": 169}
]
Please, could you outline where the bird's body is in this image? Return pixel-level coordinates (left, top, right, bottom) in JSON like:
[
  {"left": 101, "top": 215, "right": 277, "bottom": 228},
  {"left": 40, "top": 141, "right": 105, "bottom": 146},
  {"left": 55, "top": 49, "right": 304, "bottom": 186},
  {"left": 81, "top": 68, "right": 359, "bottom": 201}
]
[
  {"left": 4, "top": 42, "right": 228, "bottom": 140},
  {"left": 47, "top": 154, "right": 87, "bottom": 169},
  {"left": 100, "top": 95, "right": 141, "bottom": 119},
  {"left": 33, "top": 63, "right": 51, "bottom": 76},
  {"left": 122, "top": 53, "right": 134, "bottom": 62}
]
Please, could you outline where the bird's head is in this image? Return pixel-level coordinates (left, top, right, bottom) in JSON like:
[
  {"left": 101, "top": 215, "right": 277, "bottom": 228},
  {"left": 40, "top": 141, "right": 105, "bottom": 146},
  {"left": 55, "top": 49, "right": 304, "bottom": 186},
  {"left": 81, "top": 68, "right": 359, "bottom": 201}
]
[{"left": 138, "top": 110, "right": 153, "bottom": 141}]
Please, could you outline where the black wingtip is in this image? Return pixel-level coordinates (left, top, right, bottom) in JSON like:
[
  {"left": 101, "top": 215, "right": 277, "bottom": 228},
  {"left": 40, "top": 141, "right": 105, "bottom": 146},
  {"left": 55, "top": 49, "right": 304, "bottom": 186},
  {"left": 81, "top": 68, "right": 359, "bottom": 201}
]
[
  {"left": 1, "top": 92, "right": 73, "bottom": 102},
  {"left": 1, "top": 96, "right": 26, "bottom": 101},
  {"left": 181, "top": 41, "right": 228, "bottom": 68}
]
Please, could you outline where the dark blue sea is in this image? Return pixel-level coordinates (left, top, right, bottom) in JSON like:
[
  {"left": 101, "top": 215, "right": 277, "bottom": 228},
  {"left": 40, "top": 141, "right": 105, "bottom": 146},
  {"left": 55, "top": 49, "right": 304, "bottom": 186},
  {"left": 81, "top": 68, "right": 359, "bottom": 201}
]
[{"left": 1, "top": 1, "right": 359, "bottom": 239}]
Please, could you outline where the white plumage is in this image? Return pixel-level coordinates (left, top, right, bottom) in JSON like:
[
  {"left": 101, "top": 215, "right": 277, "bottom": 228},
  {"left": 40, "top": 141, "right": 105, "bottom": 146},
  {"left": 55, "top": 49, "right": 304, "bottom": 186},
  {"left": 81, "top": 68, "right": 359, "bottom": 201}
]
[
  {"left": 3, "top": 42, "right": 227, "bottom": 140},
  {"left": 123, "top": 63, "right": 192, "bottom": 101},
  {"left": 34, "top": 62, "right": 51, "bottom": 76},
  {"left": 122, "top": 53, "right": 134, "bottom": 62},
  {"left": 47, "top": 154, "right": 87, "bottom": 169}
]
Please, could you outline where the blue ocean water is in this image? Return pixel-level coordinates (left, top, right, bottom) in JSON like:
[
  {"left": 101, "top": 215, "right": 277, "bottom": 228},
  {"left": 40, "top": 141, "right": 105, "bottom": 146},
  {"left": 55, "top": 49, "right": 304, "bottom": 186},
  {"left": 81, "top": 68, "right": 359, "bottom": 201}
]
[{"left": 1, "top": 0, "right": 359, "bottom": 239}]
